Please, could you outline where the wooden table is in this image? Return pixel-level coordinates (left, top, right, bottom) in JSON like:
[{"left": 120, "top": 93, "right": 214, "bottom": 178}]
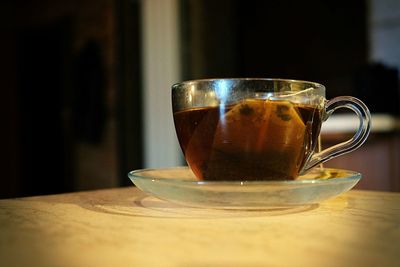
[{"left": 1, "top": 187, "right": 399, "bottom": 267}]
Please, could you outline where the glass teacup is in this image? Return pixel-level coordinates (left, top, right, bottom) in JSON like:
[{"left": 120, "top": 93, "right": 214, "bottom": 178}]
[{"left": 172, "top": 78, "right": 371, "bottom": 181}]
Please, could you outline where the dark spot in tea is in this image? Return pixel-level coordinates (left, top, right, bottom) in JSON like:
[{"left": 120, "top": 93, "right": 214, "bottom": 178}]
[
  {"left": 239, "top": 104, "right": 254, "bottom": 116},
  {"left": 276, "top": 105, "right": 292, "bottom": 121}
]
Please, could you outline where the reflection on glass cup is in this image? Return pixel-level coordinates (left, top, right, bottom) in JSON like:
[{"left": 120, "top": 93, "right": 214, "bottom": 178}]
[{"left": 172, "top": 78, "right": 371, "bottom": 181}]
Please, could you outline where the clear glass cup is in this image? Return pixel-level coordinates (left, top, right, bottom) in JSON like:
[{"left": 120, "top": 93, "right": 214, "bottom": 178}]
[{"left": 172, "top": 78, "right": 371, "bottom": 181}]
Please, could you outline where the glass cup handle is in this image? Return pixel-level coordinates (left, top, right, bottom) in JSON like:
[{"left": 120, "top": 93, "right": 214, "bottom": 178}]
[{"left": 303, "top": 96, "right": 371, "bottom": 173}]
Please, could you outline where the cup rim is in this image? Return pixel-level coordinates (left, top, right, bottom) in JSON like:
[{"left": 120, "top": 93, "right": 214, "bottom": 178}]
[{"left": 172, "top": 77, "right": 326, "bottom": 91}]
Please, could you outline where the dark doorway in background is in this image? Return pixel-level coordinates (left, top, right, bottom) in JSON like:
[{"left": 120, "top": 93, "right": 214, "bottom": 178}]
[{"left": 16, "top": 20, "right": 74, "bottom": 197}]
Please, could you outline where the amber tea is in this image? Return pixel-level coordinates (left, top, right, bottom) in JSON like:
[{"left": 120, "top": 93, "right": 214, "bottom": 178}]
[{"left": 174, "top": 99, "right": 323, "bottom": 181}]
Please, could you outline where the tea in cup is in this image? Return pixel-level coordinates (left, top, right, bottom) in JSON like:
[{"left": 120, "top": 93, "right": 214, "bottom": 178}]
[{"left": 172, "top": 78, "right": 371, "bottom": 181}]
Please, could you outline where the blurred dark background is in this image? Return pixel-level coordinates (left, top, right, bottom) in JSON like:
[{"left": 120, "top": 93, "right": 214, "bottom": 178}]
[
  {"left": 1, "top": 0, "right": 399, "bottom": 198},
  {"left": 1, "top": 0, "right": 142, "bottom": 198}
]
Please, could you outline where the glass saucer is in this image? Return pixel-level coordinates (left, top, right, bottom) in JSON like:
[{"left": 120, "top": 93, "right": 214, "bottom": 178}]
[{"left": 128, "top": 167, "right": 361, "bottom": 209}]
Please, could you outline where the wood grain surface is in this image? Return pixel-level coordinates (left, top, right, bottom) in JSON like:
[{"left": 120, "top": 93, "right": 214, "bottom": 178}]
[{"left": 1, "top": 187, "right": 399, "bottom": 267}]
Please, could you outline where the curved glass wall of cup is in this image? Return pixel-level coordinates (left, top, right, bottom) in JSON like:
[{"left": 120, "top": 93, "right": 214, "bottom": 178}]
[{"left": 172, "top": 78, "right": 326, "bottom": 112}]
